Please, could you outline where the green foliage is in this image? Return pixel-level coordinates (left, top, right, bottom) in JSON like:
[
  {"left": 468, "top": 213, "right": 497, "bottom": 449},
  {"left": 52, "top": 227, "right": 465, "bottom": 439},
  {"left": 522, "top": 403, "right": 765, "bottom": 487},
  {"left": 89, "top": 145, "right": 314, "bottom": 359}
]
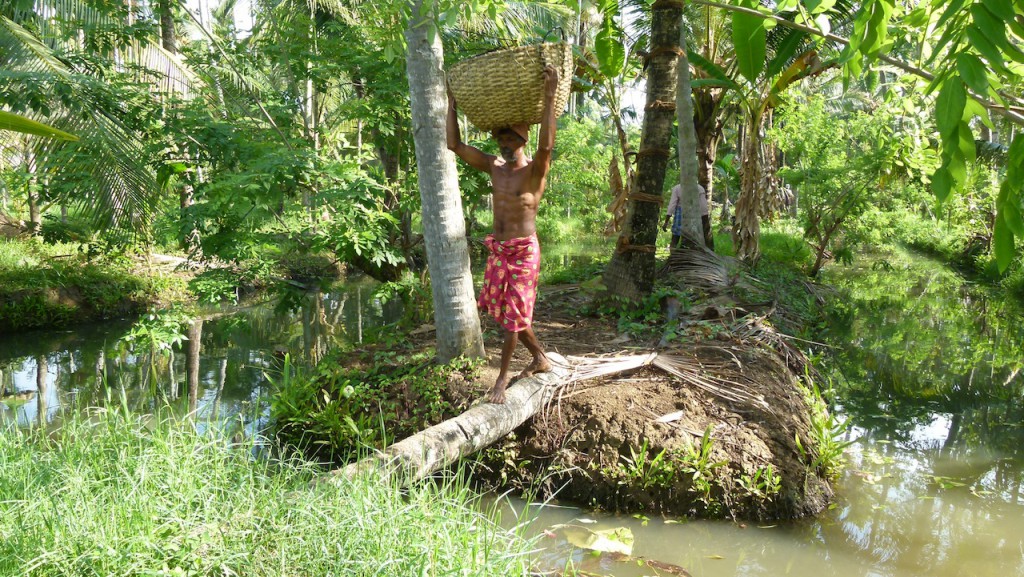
[
  {"left": 375, "top": 272, "right": 434, "bottom": 329},
  {"left": 0, "top": 239, "right": 184, "bottom": 332},
  {"left": 773, "top": 93, "right": 932, "bottom": 276},
  {"left": 588, "top": 284, "right": 690, "bottom": 339},
  {"left": 187, "top": 268, "right": 245, "bottom": 305},
  {"left": 0, "top": 109, "right": 77, "bottom": 140},
  {"left": 607, "top": 427, "right": 727, "bottom": 506},
  {"left": 119, "top": 307, "right": 192, "bottom": 356},
  {"left": 677, "top": 425, "right": 729, "bottom": 504},
  {"left": 731, "top": 0, "right": 767, "bottom": 83},
  {"left": 797, "top": 377, "right": 852, "bottom": 480},
  {"left": 0, "top": 407, "right": 535, "bottom": 576},
  {"left": 538, "top": 116, "right": 619, "bottom": 239},
  {"left": 619, "top": 439, "right": 679, "bottom": 490},
  {"left": 271, "top": 351, "right": 481, "bottom": 462},
  {"left": 736, "top": 464, "right": 782, "bottom": 501},
  {"left": 595, "top": 7, "right": 626, "bottom": 78}
]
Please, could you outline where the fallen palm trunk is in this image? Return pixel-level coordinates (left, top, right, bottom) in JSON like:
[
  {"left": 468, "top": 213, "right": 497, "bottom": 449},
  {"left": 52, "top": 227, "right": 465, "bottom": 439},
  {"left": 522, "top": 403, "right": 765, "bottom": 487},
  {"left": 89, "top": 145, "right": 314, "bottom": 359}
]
[{"left": 323, "top": 352, "right": 570, "bottom": 486}]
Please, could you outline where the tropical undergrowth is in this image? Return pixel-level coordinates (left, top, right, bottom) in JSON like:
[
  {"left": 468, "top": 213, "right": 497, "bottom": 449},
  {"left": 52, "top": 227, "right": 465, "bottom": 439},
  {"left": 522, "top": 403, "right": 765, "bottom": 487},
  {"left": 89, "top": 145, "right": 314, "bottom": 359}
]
[
  {"left": 0, "top": 406, "right": 534, "bottom": 576},
  {"left": 270, "top": 351, "right": 482, "bottom": 464},
  {"left": 0, "top": 238, "right": 186, "bottom": 331}
]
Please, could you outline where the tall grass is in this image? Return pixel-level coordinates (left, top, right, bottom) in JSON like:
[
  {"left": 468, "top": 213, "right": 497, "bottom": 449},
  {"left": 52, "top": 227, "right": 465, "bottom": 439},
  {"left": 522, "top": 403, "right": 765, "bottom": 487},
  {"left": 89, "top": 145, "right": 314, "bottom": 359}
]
[{"left": 0, "top": 406, "right": 536, "bottom": 576}]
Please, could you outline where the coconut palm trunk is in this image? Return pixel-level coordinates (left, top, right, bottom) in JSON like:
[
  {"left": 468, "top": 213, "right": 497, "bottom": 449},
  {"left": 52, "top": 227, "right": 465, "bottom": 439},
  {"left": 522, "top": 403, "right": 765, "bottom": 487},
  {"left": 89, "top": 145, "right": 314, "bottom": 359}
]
[
  {"left": 733, "top": 108, "right": 764, "bottom": 263},
  {"left": 694, "top": 89, "right": 723, "bottom": 214},
  {"left": 405, "top": 0, "right": 484, "bottom": 362},
  {"left": 603, "top": 0, "right": 683, "bottom": 299},
  {"left": 675, "top": 24, "right": 703, "bottom": 248}
]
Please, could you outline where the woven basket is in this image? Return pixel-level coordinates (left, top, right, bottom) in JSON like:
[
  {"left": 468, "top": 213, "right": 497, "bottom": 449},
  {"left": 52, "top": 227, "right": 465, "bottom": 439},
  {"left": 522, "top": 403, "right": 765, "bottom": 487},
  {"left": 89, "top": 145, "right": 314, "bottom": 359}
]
[{"left": 448, "top": 42, "right": 574, "bottom": 133}]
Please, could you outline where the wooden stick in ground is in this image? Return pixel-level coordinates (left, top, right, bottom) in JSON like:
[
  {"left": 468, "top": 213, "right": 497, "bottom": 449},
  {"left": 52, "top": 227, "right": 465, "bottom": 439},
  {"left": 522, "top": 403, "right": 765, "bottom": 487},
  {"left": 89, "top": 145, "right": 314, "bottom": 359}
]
[{"left": 322, "top": 352, "right": 571, "bottom": 486}]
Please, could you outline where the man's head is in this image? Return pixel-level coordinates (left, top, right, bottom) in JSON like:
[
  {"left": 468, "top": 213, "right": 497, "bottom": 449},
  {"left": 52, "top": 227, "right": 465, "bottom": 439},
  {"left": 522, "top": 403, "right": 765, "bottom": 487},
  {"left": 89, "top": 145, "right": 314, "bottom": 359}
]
[{"left": 492, "top": 124, "right": 529, "bottom": 161}]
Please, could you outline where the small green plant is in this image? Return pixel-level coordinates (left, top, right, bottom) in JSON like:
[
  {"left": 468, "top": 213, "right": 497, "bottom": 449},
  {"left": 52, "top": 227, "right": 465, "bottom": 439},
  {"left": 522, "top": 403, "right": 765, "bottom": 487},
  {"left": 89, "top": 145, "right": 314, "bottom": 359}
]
[
  {"left": 270, "top": 351, "right": 481, "bottom": 462},
  {"left": 797, "top": 377, "right": 853, "bottom": 480},
  {"left": 618, "top": 439, "right": 677, "bottom": 490},
  {"left": 676, "top": 425, "right": 728, "bottom": 504},
  {"left": 736, "top": 464, "right": 782, "bottom": 501}
]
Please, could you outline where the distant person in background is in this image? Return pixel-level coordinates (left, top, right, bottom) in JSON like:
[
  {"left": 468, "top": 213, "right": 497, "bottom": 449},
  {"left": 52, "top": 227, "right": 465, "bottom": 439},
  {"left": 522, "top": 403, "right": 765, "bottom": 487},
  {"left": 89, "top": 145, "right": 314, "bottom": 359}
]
[{"left": 662, "top": 183, "right": 712, "bottom": 249}]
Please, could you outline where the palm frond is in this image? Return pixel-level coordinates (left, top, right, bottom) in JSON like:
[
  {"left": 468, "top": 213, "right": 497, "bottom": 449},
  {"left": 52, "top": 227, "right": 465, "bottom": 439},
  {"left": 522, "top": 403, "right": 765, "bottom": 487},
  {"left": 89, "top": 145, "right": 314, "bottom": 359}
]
[
  {"left": 0, "top": 109, "right": 78, "bottom": 140},
  {"left": 554, "top": 350, "right": 771, "bottom": 411}
]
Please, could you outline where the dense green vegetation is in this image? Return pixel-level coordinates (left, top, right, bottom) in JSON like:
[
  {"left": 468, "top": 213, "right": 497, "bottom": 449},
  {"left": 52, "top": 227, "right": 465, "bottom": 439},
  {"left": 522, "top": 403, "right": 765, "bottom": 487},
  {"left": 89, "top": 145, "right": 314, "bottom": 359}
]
[
  {"left": 4, "top": 0, "right": 1024, "bottom": 567},
  {"left": 0, "top": 406, "right": 534, "bottom": 576},
  {"left": 0, "top": 239, "right": 186, "bottom": 330}
]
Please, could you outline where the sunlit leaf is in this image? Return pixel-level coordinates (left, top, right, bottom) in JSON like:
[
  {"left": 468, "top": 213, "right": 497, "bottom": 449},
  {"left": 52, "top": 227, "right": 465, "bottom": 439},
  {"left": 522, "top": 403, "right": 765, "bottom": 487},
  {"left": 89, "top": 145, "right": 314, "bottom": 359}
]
[
  {"left": 595, "top": 17, "right": 625, "bottom": 78},
  {"left": 732, "top": 0, "right": 766, "bottom": 83},
  {"left": 931, "top": 165, "right": 953, "bottom": 202},
  {"left": 553, "top": 524, "right": 634, "bottom": 556},
  {"left": 956, "top": 53, "right": 989, "bottom": 96},
  {"left": 934, "top": 78, "right": 966, "bottom": 138},
  {"left": 0, "top": 110, "right": 78, "bottom": 140},
  {"left": 993, "top": 212, "right": 1015, "bottom": 272}
]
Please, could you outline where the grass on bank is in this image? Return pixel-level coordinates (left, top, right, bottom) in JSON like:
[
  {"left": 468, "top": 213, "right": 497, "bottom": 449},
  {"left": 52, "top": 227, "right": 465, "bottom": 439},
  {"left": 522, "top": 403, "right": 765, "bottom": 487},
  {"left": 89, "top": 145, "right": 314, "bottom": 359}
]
[
  {"left": 0, "top": 239, "right": 186, "bottom": 331},
  {"left": 0, "top": 405, "right": 536, "bottom": 576}
]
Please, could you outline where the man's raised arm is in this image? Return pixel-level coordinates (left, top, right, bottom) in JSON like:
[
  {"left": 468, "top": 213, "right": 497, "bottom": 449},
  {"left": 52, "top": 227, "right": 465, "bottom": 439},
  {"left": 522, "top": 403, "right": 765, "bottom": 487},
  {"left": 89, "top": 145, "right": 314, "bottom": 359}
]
[
  {"left": 531, "top": 66, "right": 559, "bottom": 190},
  {"left": 447, "top": 84, "right": 493, "bottom": 173}
]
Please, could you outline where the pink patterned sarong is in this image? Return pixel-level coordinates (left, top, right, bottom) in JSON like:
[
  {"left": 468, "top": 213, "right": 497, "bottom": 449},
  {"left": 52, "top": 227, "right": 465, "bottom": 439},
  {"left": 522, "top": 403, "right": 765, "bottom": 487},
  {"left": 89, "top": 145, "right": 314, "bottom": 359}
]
[{"left": 478, "top": 234, "right": 541, "bottom": 332}]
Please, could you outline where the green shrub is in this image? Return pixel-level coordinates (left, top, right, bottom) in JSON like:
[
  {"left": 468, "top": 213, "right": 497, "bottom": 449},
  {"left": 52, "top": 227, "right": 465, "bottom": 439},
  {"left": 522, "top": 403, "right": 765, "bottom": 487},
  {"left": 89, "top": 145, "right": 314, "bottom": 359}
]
[
  {"left": 0, "top": 239, "right": 184, "bottom": 331},
  {"left": 271, "top": 352, "right": 481, "bottom": 462},
  {"left": 187, "top": 268, "right": 243, "bottom": 304}
]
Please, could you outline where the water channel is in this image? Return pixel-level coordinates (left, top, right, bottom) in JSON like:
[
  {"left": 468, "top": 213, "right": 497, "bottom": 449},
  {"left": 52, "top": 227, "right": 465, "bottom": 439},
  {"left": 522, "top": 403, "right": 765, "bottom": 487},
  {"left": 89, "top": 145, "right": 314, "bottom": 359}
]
[{"left": 1, "top": 247, "right": 1022, "bottom": 576}]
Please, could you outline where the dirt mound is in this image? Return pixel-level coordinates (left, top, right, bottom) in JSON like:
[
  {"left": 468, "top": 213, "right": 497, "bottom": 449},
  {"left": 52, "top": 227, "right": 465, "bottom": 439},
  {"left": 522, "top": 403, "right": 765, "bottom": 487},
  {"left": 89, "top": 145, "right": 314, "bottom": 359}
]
[{"left": 465, "top": 287, "right": 835, "bottom": 521}]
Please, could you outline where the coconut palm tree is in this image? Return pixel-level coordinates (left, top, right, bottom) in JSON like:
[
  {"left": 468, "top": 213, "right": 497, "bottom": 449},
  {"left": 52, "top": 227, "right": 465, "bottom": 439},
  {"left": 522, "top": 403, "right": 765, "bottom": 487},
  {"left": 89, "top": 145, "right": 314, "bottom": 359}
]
[
  {"left": 0, "top": 2, "right": 195, "bottom": 235},
  {"left": 602, "top": 0, "right": 684, "bottom": 299}
]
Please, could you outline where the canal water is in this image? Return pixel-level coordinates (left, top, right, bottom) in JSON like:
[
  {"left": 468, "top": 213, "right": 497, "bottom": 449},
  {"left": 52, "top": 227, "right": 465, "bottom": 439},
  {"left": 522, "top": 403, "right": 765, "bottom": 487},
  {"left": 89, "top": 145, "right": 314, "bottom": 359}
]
[
  {"left": 0, "top": 275, "right": 399, "bottom": 431},
  {"left": 505, "top": 247, "right": 1024, "bottom": 576},
  {"left": 1, "top": 246, "right": 1022, "bottom": 576}
]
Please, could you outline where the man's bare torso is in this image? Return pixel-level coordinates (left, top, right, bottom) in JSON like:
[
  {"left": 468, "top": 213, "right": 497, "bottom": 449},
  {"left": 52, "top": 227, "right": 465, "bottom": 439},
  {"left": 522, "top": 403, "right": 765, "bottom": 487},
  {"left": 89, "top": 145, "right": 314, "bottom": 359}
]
[{"left": 490, "top": 157, "right": 543, "bottom": 241}]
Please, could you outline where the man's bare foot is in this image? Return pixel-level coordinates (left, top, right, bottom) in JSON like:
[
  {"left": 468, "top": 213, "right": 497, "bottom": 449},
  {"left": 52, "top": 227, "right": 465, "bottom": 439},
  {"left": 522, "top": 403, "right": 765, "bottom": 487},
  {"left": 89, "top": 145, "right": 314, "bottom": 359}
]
[
  {"left": 485, "top": 377, "right": 508, "bottom": 404},
  {"left": 517, "top": 355, "right": 552, "bottom": 380}
]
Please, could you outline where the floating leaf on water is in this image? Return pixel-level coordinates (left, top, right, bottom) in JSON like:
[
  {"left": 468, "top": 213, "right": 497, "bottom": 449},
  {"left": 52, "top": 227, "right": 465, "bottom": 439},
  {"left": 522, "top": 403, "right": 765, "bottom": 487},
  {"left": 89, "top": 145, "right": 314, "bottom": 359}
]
[{"left": 551, "top": 524, "right": 634, "bottom": 556}]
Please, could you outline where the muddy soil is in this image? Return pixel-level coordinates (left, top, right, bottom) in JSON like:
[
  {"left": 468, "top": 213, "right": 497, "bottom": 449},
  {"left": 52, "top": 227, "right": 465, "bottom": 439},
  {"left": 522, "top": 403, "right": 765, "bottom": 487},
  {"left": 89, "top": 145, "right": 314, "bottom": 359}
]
[{"left": 443, "top": 283, "right": 835, "bottom": 521}]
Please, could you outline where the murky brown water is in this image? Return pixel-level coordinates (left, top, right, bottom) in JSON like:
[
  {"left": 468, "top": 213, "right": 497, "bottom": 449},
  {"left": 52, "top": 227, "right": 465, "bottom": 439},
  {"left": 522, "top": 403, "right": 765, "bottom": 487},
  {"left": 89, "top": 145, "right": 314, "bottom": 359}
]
[
  {"left": 501, "top": 422, "right": 1024, "bottom": 577},
  {"left": 500, "top": 248, "right": 1024, "bottom": 576}
]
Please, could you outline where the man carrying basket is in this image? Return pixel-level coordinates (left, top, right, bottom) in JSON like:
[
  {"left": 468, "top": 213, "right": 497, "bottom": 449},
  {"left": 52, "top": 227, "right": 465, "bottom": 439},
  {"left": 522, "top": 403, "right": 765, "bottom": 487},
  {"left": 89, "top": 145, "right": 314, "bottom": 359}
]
[{"left": 446, "top": 66, "right": 559, "bottom": 404}]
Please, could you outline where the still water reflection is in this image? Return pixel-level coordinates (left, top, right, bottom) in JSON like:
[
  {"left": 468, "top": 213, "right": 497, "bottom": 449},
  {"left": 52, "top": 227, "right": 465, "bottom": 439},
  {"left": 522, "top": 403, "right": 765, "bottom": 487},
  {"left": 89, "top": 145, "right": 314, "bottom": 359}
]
[{"left": 0, "top": 276, "right": 399, "bottom": 429}]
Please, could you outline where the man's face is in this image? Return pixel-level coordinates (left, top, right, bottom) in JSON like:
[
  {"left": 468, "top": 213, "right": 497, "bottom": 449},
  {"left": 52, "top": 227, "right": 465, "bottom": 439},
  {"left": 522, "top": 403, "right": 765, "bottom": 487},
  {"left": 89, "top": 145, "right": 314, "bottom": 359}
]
[{"left": 495, "top": 131, "right": 525, "bottom": 162}]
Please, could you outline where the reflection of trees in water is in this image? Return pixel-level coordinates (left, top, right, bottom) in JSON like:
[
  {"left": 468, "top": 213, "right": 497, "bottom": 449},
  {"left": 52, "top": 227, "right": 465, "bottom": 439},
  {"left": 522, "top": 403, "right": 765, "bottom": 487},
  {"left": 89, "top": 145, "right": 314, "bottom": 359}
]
[
  {"left": 827, "top": 438, "right": 1024, "bottom": 576},
  {"left": 820, "top": 251, "right": 1024, "bottom": 573},
  {"left": 0, "top": 280, "right": 399, "bottom": 431},
  {"left": 826, "top": 253, "right": 1024, "bottom": 451}
]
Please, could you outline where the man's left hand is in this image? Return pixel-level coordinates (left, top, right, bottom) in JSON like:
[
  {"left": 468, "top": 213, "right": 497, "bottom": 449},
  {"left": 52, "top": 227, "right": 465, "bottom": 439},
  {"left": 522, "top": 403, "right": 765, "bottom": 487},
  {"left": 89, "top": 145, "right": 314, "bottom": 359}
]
[{"left": 543, "top": 66, "right": 558, "bottom": 99}]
